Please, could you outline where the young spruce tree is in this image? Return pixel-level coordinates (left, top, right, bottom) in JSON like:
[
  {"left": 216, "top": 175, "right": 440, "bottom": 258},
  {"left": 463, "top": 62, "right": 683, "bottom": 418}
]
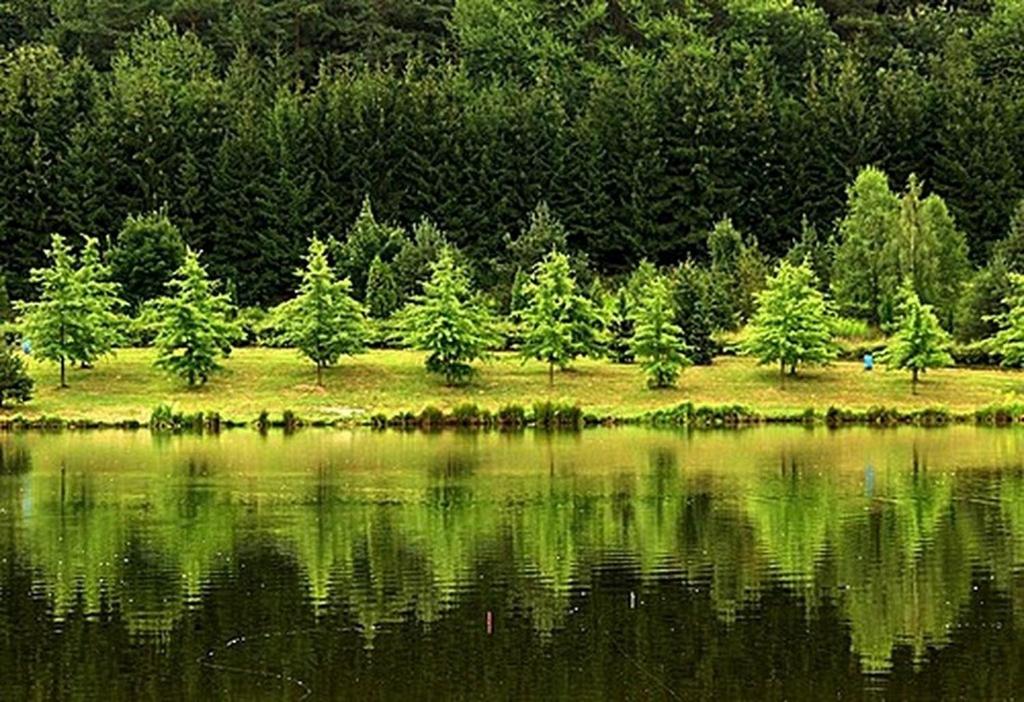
[
  {"left": 151, "top": 248, "right": 239, "bottom": 386},
  {"left": 270, "top": 238, "right": 366, "bottom": 385},
  {"left": 520, "top": 250, "right": 603, "bottom": 385},
  {"left": 606, "top": 286, "right": 634, "bottom": 364},
  {"left": 987, "top": 273, "right": 1024, "bottom": 367},
  {"left": 402, "top": 247, "right": 496, "bottom": 386},
  {"left": 881, "top": 283, "right": 953, "bottom": 393},
  {"left": 743, "top": 260, "right": 837, "bottom": 382},
  {"left": 73, "top": 236, "right": 126, "bottom": 367},
  {"left": 0, "top": 342, "right": 33, "bottom": 407},
  {"left": 17, "top": 234, "right": 121, "bottom": 387},
  {"left": 365, "top": 254, "right": 400, "bottom": 319},
  {"left": 630, "top": 275, "right": 691, "bottom": 388}
]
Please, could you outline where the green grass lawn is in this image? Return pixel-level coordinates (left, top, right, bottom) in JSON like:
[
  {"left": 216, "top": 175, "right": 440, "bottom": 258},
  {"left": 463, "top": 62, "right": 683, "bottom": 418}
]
[{"left": 5, "top": 348, "right": 1024, "bottom": 423}]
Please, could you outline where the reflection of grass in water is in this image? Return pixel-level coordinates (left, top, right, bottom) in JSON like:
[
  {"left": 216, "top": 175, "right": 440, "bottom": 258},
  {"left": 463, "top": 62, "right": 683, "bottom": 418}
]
[
  {"left": 2, "top": 427, "right": 1024, "bottom": 669},
  {"left": 11, "top": 347, "right": 1024, "bottom": 422}
]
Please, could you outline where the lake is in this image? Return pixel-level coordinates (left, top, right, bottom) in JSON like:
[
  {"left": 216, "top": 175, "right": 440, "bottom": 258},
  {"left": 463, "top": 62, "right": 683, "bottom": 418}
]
[{"left": 2, "top": 426, "right": 1024, "bottom": 699}]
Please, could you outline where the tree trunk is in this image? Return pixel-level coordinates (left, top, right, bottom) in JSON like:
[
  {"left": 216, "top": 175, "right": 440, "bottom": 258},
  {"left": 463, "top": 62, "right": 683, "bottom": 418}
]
[
  {"left": 549, "top": 362, "right": 554, "bottom": 387},
  {"left": 779, "top": 359, "right": 785, "bottom": 388},
  {"left": 789, "top": 362, "right": 797, "bottom": 376},
  {"left": 912, "top": 367, "right": 919, "bottom": 395},
  {"left": 60, "top": 356, "right": 66, "bottom": 389}
]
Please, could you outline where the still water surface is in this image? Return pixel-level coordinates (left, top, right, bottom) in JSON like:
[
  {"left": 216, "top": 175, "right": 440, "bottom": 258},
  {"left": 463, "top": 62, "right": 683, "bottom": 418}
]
[{"left": 2, "top": 426, "right": 1024, "bottom": 699}]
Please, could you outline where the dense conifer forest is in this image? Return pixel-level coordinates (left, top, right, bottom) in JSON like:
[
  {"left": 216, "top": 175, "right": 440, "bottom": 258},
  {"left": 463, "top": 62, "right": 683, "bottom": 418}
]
[{"left": 0, "top": 0, "right": 1022, "bottom": 346}]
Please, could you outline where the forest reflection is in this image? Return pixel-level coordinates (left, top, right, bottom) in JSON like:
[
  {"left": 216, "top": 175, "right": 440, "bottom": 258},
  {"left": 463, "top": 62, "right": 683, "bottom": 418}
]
[{"left": 2, "top": 427, "right": 1024, "bottom": 699}]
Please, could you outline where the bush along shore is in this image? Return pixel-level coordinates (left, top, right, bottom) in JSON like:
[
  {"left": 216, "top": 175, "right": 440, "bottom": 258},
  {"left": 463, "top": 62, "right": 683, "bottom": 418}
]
[{"left": 4, "top": 401, "right": 1024, "bottom": 433}]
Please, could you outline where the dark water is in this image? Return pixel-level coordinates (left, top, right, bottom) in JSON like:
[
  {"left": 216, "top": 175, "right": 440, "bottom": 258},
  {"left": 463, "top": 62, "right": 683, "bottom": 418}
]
[{"left": 2, "top": 427, "right": 1024, "bottom": 700}]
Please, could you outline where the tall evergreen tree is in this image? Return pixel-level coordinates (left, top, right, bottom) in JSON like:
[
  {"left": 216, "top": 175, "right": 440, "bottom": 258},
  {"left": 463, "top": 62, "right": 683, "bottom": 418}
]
[
  {"left": 743, "top": 260, "right": 837, "bottom": 381},
  {"left": 881, "top": 283, "right": 954, "bottom": 392},
  {"left": 630, "top": 275, "right": 690, "bottom": 389},
  {"left": 335, "top": 196, "right": 405, "bottom": 299},
  {"left": 520, "top": 249, "right": 604, "bottom": 385},
  {"left": 269, "top": 238, "right": 366, "bottom": 385},
  {"left": 151, "top": 248, "right": 239, "bottom": 386},
  {"left": 786, "top": 216, "right": 834, "bottom": 292},
  {"left": 394, "top": 217, "right": 447, "bottom": 299},
  {"left": 670, "top": 262, "right": 716, "bottom": 365},
  {"left": 402, "top": 247, "right": 496, "bottom": 386},
  {"left": 605, "top": 286, "right": 635, "bottom": 364},
  {"left": 365, "top": 254, "right": 400, "bottom": 319}
]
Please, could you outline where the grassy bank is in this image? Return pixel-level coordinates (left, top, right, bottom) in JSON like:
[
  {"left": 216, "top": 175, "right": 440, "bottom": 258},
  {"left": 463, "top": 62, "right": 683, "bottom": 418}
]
[{"left": 3, "top": 348, "right": 1024, "bottom": 426}]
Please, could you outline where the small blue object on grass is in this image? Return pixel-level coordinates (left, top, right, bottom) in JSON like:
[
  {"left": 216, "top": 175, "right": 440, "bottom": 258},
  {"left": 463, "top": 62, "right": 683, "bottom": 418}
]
[
  {"left": 21, "top": 339, "right": 31, "bottom": 355},
  {"left": 863, "top": 352, "right": 874, "bottom": 371}
]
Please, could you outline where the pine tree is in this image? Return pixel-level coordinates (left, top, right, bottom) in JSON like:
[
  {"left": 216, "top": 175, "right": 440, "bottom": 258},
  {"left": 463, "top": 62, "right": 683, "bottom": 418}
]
[
  {"left": 606, "top": 286, "right": 634, "bottom": 364},
  {"left": 630, "top": 275, "right": 691, "bottom": 388},
  {"left": 881, "top": 283, "right": 954, "bottom": 393},
  {"left": 365, "top": 254, "right": 400, "bottom": 319},
  {"left": 0, "top": 342, "right": 32, "bottom": 407},
  {"left": 151, "top": 248, "right": 239, "bottom": 386},
  {"left": 520, "top": 249, "right": 604, "bottom": 385},
  {"left": 270, "top": 238, "right": 366, "bottom": 385},
  {"left": 706, "top": 218, "right": 764, "bottom": 327},
  {"left": 335, "top": 196, "right": 405, "bottom": 299},
  {"left": 17, "top": 235, "right": 91, "bottom": 387},
  {"left": 670, "top": 262, "right": 716, "bottom": 365},
  {"left": 402, "top": 247, "right": 496, "bottom": 386},
  {"left": 988, "top": 274, "right": 1024, "bottom": 368},
  {"left": 506, "top": 201, "right": 569, "bottom": 273},
  {"left": 73, "top": 236, "right": 126, "bottom": 368},
  {"left": 743, "top": 260, "right": 837, "bottom": 381},
  {"left": 786, "top": 216, "right": 834, "bottom": 292},
  {"left": 394, "top": 217, "right": 447, "bottom": 299},
  {"left": 996, "top": 199, "right": 1024, "bottom": 273}
]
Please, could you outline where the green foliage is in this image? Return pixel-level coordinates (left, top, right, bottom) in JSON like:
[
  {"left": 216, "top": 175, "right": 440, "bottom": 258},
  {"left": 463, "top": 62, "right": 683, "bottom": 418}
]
[
  {"left": 880, "top": 283, "right": 954, "bottom": 391},
  {"left": 743, "top": 260, "right": 837, "bottom": 378},
  {"left": 956, "top": 256, "right": 1012, "bottom": 343},
  {"left": 786, "top": 216, "right": 834, "bottom": 292},
  {"left": 630, "top": 274, "right": 690, "bottom": 389},
  {"left": 669, "top": 262, "right": 716, "bottom": 365},
  {"left": 520, "top": 249, "right": 604, "bottom": 384},
  {"left": 268, "top": 238, "right": 366, "bottom": 384},
  {"left": 401, "top": 247, "right": 497, "bottom": 386},
  {"left": 17, "top": 234, "right": 124, "bottom": 387},
  {"left": 108, "top": 210, "right": 186, "bottom": 311},
  {"left": 0, "top": 0, "right": 1022, "bottom": 318},
  {"left": 605, "top": 286, "right": 634, "bottom": 364},
  {"left": 832, "top": 167, "right": 901, "bottom": 326},
  {"left": 150, "top": 248, "right": 239, "bottom": 386},
  {"left": 996, "top": 200, "right": 1024, "bottom": 273},
  {"left": 73, "top": 236, "right": 126, "bottom": 365},
  {"left": 0, "top": 342, "right": 32, "bottom": 407},
  {"left": 334, "top": 196, "right": 405, "bottom": 299},
  {"left": 706, "top": 218, "right": 766, "bottom": 326},
  {"left": 365, "top": 254, "right": 400, "bottom": 320},
  {"left": 834, "top": 169, "right": 970, "bottom": 330},
  {"left": 0, "top": 271, "right": 10, "bottom": 322},
  {"left": 988, "top": 273, "right": 1024, "bottom": 368},
  {"left": 394, "top": 217, "right": 447, "bottom": 299}
]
